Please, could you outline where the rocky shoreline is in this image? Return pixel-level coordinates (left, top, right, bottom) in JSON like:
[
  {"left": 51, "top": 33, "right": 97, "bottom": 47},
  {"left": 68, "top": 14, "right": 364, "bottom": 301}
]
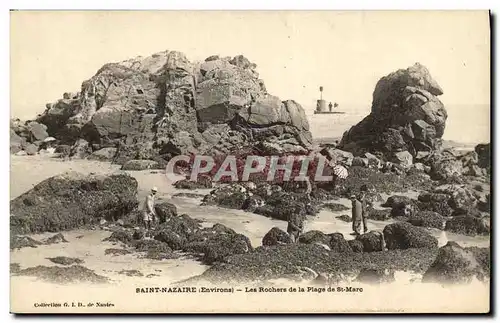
[{"left": 10, "top": 50, "right": 491, "bottom": 288}]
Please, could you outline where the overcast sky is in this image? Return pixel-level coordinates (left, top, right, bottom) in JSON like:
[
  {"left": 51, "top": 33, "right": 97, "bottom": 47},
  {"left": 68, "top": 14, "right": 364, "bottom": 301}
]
[{"left": 10, "top": 10, "right": 490, "bottom": 142}]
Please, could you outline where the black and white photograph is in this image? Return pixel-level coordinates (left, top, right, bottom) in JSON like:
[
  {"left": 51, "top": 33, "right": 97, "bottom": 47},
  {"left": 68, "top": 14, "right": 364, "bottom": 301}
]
[{"left": 8, "top": 10, "right": 491, "bottom": 313}]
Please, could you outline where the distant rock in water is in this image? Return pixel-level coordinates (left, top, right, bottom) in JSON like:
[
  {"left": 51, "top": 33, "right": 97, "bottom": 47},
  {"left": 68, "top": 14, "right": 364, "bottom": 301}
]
[
  {"left": 10, "top": 172, "right": 138, "bottom": 234},
  {"left": 34, "top": 51, "right": 313, "bottom": 162},
  {"left": 339, "top": 63, "right": 447, "bottom": 162}
]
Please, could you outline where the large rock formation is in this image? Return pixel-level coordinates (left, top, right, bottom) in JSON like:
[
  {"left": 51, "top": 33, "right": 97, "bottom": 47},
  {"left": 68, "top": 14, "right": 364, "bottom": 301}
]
[
  {"left": 10, "top": 172, "right": 138, "bottom": 234},
  {"left": 339, "top": 63, "right": 447, "bottom": 161},
  {"left": 35, "top": 51, "right": 313, "bottom": 162}
]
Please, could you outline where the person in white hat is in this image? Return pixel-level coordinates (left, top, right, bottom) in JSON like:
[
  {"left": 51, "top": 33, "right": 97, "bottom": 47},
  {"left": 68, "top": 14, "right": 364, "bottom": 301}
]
[{"left": 143, "top": 187, "right": 158, "bottom": 230}]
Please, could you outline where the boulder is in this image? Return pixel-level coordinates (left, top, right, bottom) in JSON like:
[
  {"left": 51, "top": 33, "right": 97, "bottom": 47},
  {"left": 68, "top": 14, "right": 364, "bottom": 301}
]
[
  {"left": 339, "top": 63, "right": 446, "bottom": 159},
  {"left": 298, "top": 230, "right": 331, "bottom": 246},
  {"left": 10, "top": 172, "right": 138, "bottom": 234},
  {"left": 390, "top": 201, "right": 417, "bottom": 218},
  {"left": 432, "top": 184, "right": 476, "bottom": 212},
  {"left": 262, "top": 227, "right": 292, "bottom": 246},
  {"left": 154, "top": 202, "right": 178, "bottom": 223},
  {"left": 202, "top": 184, "right": 249, "bottom": 210},
  {"left": 319, "top": 148, "right": 354, "bottom": 166},
  {"left": 174, "top": 175, "right": 213, "bottom": 189},
  {"left": 348, "top": 239, "right": 364, "bottom": 252},
  {"left": 329, "top": 233, "right": 352, "bottom": 253},
  {"left": 254, "top": 191, "right": 314, "bottom": 221},
  {"left": 202, "top": 233, "right": 253, "bottom": 265},
  {"left": 10, "top": 129, "right": 26, "bottom": 154},
  {"left": 407, "top": 211, "right": 446, "bottom": 230},
  {"left": 382, "top": 195, "right": 413, "bottom": 208},
  {"left": 474, "top": 143, "right": 490, "bottom": 169},
  {"left": 430, "top": 158, "right": 464, "bottom": 181},
  {"left": 121, "top": 159, "right": 160, "bottom": 171},
  {"left": 422, "top": 242, "right": 490, "bottom": 284},
  {"left": 104, "top": 230, "right": 133, "bottom": 245},
  {"left": 445, "top": 216, "right": 490, "bottom": 236},
  {"left": 392, "top": 151, "right": 413, "bottom": 167},
  {"left": 356, "top": 231, "right": 385, "bottom": 252},
  {"left": 27, "top": 121, "right": 49, "bottom": 142},
  {"left": 383, "top": 222, "right": 438, "bottom": 250}
]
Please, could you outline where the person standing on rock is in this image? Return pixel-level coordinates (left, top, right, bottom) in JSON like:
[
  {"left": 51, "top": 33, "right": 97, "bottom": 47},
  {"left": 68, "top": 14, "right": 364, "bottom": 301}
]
[
  {"left": 287, "top": 211, "right": 305, "bottom": 243},
  {"left": 143, "top": 187, "right": 158, "bottom": 230},
  {"left": 350, "top": 191, "right": 369, "bottom": 236}
]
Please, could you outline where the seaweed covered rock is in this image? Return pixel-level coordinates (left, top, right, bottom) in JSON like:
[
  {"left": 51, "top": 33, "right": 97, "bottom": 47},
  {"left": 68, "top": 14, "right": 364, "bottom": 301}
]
[
  {"left": 132, "top": 239, "right": 177, "bottom": 260},
  {"left": 195, "top": 243, "right": 438, "bottom": 284},
  {"left": 475, "top": 143, "right": 490, "bottom": 170},
  {"left": 407, "top": 211, "right": 445, "bottom": 230},
  {"left": 297, "top": 230, "right": 330, "bottom": 246},
  {"left": 174, "top": 175, "right": 213, "bottom": 189},
  {"left": 329, "top": 233, "right": 352, "bottom": 253},
  {"left": 202, "top": 184, "right": 249, "bottom": 209},
  {"left": 356, "top": 231, "right": 385, "bottom": 252},
  {"left": 44, "top": 233, "right": 69, "bottom": 245},
  {"left": 422, "top": 242, "right": 490, "bottom": 284},
  {"left": 154, "top": 201, "right": 178, "bottom": 223},
  {"left": 10, "top": 235, "right": 42, "bottom": 250},
  {"left": 383, "top": 222, "right": 438, "bottom": 250},
  {"left": 10, "top": 172, "right": 138, "bottom": 234},
  {"left": 47, "top": 257, "right": 84, "bottom": 266},
  {"left": 103, "top": 230, "right": 133, "bottom": 244},
  {"left": 15, "top": 265, "right": 109, "bottom": 284},
  {"left": 254, "top": 191, "right": 315, "bottom": 221},
  {"left": 348, "top": 239, "right": 364, "bottom": 252},
  {"left": 445, "top": 216, "right": 490, "bottom": 236},
  {"left": 382, "top": 195, "right": 413, "bottom": 208},
  {"left": 432, "top": 184, "right": 477, "bottom": 212},
  {"left": 202, "top": 233, "right": 253, "bottom": 265},
  {"left": 262, "top": 227, "right": 292, "bottom": 246}
]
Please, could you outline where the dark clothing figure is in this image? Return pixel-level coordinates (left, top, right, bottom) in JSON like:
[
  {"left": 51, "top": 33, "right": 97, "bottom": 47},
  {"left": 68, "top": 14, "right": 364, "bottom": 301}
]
[
  {"left": 329, "top": 102, "right": 333, "bottom": 112},
  {"left": 351, "top": 196, "right": 368, "bottom": 235},
  {"left": 287, "top": 213, "right": 304, "bottom": 243}
]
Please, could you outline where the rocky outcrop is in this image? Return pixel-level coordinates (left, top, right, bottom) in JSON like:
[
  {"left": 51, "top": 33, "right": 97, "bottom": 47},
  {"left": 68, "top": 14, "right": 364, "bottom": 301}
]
[
  {"left": 192, "top": 243, "right": 438, "bottom": 284},
  {"left": 339, "top": 63, "right": 447, "bottom": 160},
  {"left": 10, "top": 172, "right": 138, "bottom": 234},
  {"left": 422, "top": 242, "right": 490, "bottom": 284},
  {"left": 383, "top": 222, "right": 438, "bottom": 250},
  {"left": 262, "top": 227, "right": 292, "bottom": 246},
  {"left": 445, "top": 215, "right": 490, "bottom": 236},
  {"left": 34, "top": 51, "right": 313, "bottom": 162}
]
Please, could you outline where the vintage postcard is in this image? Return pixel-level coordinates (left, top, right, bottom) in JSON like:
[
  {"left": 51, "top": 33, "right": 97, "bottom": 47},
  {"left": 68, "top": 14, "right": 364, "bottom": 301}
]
[{"left": 9, "top": 10, "right": 491, "bottom": 314}]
